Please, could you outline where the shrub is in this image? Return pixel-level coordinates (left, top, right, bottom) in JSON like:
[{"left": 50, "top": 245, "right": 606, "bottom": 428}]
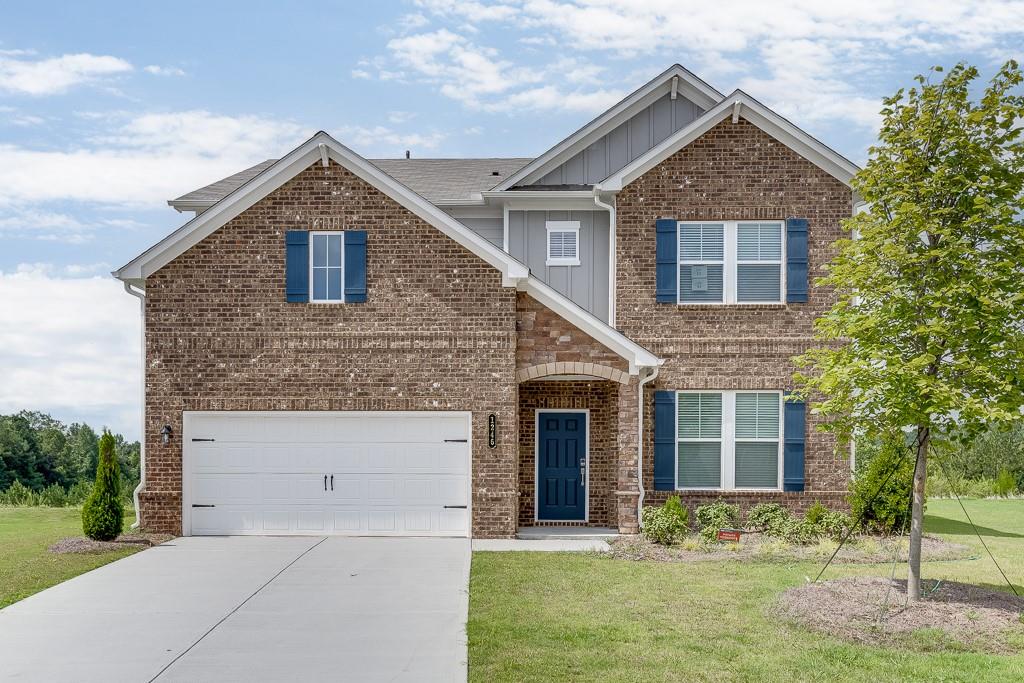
[
  {"left": 641, "top": 496, "right": 690, "bottom": 545},
  {"left": 66, "top": 481, "right": 92, "bottom": 505},
  {"left": 746, "top": 503, "right": 792, "bottom": 535},
  {"left": 2, "top": 480, "right": 39, "bottom": 506},
  {"left": 39, "top": 483, "right": 68, "bottom": 507},
  {"left": 82, "top": 431, "right": 123, "bottom": 541},
  {"left": 995, "top": 469, "right": 1017, "bottom": 497},
  {"left": 804, "top": 501, "right": 828, "bottom": 525},
  {"left": 850, "top": 437, "right": 914, "bottom": 533},
  {"left": 695, "top": 500, "right": 740, "bottom": 543},
  {"left": 781, "top": 518, "right": 820, "bottom": 544},
  {"left": 818, "top": 510, "right": 852, "bottom": 541}
]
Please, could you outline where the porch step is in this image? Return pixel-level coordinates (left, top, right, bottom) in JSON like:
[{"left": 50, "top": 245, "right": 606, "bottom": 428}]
[{"left": 517, "top": 526, "right": 619, "bottom": 541}]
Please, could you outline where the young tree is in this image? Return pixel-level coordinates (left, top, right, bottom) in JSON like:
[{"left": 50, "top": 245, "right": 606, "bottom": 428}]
[
  {"left": 81, "top": 430, "right": 123, "bottom": 541},
  {"left": 794, "top": 62, "right": 1024, "bottom": 600}
]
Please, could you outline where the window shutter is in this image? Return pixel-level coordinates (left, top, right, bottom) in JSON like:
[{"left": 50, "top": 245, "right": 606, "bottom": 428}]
[
  {"left": 786, "top": 218, "right": 809, "bottom": 303},
  {"left": 344, "top": 230, "right": 367, "bottom": 303},
  {"left": 653, "top": 390, "right": 676, "bottom": 490},
  {"left": 655, "top": 218, "right": 677, "bottom": 303},
  {"left": 285, "top": 230, "right": 309, "bottom": 302},
  {"left": 783, "top": 396, "right": 806, "bottom": 492}
]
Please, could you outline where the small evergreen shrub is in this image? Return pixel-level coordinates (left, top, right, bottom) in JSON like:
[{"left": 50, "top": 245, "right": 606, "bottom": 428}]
[
  {"left": 747, "top": 503, "right": 792, "bottom": 535},
  {"left": 82, "top": 431, "right": 123, "bottom": 541},
  {"left": 804, "top": 501, "right": 828, "bottom": 526},
  {"left": 641, "top": 496, "right": 690, "bottom": 545},
  {"left": 2, "top": 480, "right": 39, "bottom": 506},
  {"left": 67, "top": 481, "right": 92, "bottom": 505},
  {"left": 695, "top": 500, "right": 740, "bottom": 543},
  {"left": 995, "top": 469, "right": 1017, "bottom": 497},
  {"left": 850, "top": 439, "right": 914, "bottom": 533},
  {"left": 39, "top": 483, "right": 68, "bottom": 507}
]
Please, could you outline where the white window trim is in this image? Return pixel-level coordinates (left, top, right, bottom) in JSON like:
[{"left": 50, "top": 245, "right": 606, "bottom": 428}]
[
  {"left": 675, "top": 390, "right": 783, "bottom": 492},
  {"left": 545, "top": 220, "right": 581, "bottom": 267},
  {"left": 677, "top": 220, "right": 785, "bottom": 305},
  {"left": 309, "top": 230, "right": 345, "bottom": 303}
]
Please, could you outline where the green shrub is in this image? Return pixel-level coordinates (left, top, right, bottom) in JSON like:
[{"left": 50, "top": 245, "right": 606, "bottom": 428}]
[
  {"left": 818, "top": 510, "right": 852, "bottom": 541},
  {"left": 39, "top": 483, "right": 68, "bottom": 507},
  {"left": 804, "top": 501, "right": 828, "bottom": 525},
  {"left": 81, "top": 431, "right": 123, "bottom": 541},
  {"left": 782, "top": 518, "right": 821, "bottom": 544},
  {"left": 695, "top": 500, "right": 740, "bottom": 543},
  {"left": 1, "top": 480, "right": 39, "bottom": 506},
  {"left": 995, "top": 469, "right": 1017, "bottom": 497},
  {"left": 641, "top": 496, "right": 690, "bottom": 545},
  {"left": 66, "top": 481, "right": 92, "bottom": 505},
  {"left": 850, "top": 437, "right": 914, "bottom": 533},
  {"left": 746, "top": 502, "right": 792, "bottom": 535}
]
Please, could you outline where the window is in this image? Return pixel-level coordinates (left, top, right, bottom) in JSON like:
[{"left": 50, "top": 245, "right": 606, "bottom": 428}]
[
  {"left": 676, "top": 391, "right": 782, "bottom": 490},
  {"left": 546, "top": 221, "right": 580, "bottom": 266},
  {"left": 310, "top": 232, "right": 344, "bottom": 302},
  {"left": 678, "top": 221, "right": 784, "bottom": 303}
]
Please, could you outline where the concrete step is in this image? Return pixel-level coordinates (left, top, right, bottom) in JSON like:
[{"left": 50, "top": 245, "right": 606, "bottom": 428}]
[{"left": 517, "top": 526, "right": 619, "bottom": 541}]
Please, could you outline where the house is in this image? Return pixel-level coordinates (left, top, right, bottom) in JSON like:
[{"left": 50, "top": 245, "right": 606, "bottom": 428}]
[{"left": 114, "top": 65, "right": 858, "bottom": 539}]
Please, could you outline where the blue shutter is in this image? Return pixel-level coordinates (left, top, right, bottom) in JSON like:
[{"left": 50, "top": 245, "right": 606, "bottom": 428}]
[
  {"left": 655, "top": 218, "right": 677, "bottom": 303},
  {"left": 344, "top": 230, "right": 367, "bottom": 303},
  {"left": 285, "top": 230, "right": 309, "bottom": 303},
  {"left": 783, "top": 396, "right": 806, "bottom": 492},
  {"left": 786, "top": 218, "right": 809, "bottom": 303},
  {"left": 653, "top": 390, "right": 676, "bottom": 490}
]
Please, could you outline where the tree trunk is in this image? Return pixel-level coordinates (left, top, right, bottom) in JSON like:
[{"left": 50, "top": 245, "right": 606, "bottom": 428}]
[{"left": 907, "top": 426, "right": 929, "bottom": 601}]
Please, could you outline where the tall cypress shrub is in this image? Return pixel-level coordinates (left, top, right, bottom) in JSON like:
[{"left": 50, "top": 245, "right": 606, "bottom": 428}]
[{"left": 82, "top": 430, "right": 123, "bottom": 541}]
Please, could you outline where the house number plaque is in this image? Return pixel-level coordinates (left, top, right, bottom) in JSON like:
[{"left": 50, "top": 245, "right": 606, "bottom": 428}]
[{"left": 487, "top": 414, "right": 497, "bottom": 448}]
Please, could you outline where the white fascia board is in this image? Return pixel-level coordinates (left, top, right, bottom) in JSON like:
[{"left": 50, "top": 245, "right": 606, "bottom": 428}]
[
  {"left": 521, "top": 275, "right": 661, "bottom": 374},
  {"left": 168, "top": 199, "right": 216, "bottom": 213},
  {"left": 482, "top": 190, "right": 598, "bottom": 212},
  {"left": 114, "top": 131, "right": 529, "bottom": 285},
  {"left": 492, "top": 65, "right": 724, "bottom": 191},
  {"left": 598, "top": 91, "right": 861, "bottom": 192}
]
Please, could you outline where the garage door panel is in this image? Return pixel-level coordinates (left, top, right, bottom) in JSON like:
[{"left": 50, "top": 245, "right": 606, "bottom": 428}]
[{"left": 184, "top": 412, "right": 471, "bottom": 537}]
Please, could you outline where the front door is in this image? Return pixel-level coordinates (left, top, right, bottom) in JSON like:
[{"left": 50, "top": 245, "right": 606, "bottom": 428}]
[{"left": 536, "top": 411, "right": 587, "bottom": 521}]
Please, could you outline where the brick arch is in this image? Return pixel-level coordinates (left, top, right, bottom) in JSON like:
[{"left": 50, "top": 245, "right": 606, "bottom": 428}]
[{"left": 516, "top": 361, "right": 629, "bottom": 384}]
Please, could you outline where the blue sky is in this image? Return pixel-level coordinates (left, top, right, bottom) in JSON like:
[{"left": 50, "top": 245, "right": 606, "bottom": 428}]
[{"left": 1, "top": 0, "right": 1023, "bottom": 438}]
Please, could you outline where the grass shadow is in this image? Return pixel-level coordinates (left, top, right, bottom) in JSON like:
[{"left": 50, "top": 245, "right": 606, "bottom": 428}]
[{"left": 924, "top": 514, "right": 1024, "bottom": 539}]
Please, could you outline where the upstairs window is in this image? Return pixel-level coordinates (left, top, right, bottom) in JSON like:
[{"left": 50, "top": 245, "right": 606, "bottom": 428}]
[
  {"left": 546, "top": 221, "right": 580, "bottom": 266},
  {"left": 678, "top": 221, "right": 784, "bottom": 304},
  {"left": 310, "top": 232, "right": 344, "bottom": 302}
]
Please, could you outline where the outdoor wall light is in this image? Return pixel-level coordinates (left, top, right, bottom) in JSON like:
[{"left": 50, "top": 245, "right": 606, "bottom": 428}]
[{"left": 160, "top": 424, "right": 173, "bottom": 445}]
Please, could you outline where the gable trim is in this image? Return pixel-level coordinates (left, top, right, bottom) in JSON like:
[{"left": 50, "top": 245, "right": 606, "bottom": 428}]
[
  {"left": 492, "top": 65, "right": 723, "bottom": 191},
  {"left": 597, "top": 90, "right": 861, "bottom": 192}
]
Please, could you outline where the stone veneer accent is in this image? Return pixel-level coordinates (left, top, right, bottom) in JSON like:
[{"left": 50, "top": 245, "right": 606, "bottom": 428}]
[{"left": 615, "top": 118, "right": 854, "bottom": 514}]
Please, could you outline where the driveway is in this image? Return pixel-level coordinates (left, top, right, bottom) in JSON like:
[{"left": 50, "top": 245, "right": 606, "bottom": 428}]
[{"left": 0, "top": 536, "right": 470, "bottom": 682}]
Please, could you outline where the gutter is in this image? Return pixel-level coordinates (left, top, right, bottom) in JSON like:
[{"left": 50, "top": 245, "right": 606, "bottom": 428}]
[
  {"left": 637, "top": 364, "right": 660, "bottom": 529},
  {"left": 592, "top": 189, "right": 616, "bottom": 326},
  {"left": 122, "top": 282, "right": 146, "bottom": 529}
]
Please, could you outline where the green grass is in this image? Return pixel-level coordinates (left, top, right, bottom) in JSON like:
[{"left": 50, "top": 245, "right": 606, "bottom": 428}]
[
  {"left": 0, "top": 507, "right": 142, "bottom": 609},
  {"left": 468, "top": 498, "right": 1024, "bottom": 682}
]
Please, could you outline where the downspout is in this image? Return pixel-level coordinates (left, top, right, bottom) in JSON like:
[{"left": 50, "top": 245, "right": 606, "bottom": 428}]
[
  {"left": 592, "top": 188, "right": 616, "bottom": 326},
  {"left": 636, "top": 364, "right": 660, "bottom": 529},
  {"left": 122, "top": 282, "right": 146, "bottom": 529}
]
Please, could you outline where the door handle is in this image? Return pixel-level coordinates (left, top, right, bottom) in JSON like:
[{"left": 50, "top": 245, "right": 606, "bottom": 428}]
[
  {"left": 330, "top": 475, "right": 334, "bottom": 491},
  {"left": 324, "top": 474, "right": 327, "bottom": 491},
  {"left": 580, "top": 458, "right": 587, "bottom": 488}
]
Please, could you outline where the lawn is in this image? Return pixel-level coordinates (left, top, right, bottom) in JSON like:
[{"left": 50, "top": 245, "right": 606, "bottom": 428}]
[
  {"left": 0, "top": 507, "right": 142, "bottom": 609},
  {"left": 468, "top": 498, "right": 1024, "bottom": 682}
]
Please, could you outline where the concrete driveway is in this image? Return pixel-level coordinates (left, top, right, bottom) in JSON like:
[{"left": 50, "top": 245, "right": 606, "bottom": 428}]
[{"left": 0, "top": 536, "right": 470, "bottom": 682}]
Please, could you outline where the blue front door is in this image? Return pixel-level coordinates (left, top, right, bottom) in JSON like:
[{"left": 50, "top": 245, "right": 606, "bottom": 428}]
[{"left": 537, "top": 412, "right": 586, "bottom": 521}]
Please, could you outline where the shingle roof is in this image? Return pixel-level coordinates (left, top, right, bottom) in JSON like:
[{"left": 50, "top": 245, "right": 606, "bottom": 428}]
[{"left": 171, "top": 157, "right": 532, "bottom": 206}]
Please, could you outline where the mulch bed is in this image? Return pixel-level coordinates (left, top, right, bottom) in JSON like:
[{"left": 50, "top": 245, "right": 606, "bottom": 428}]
[
  {"left": 608, "top": 532, "right": 972, "bottom": 564},
  {"left": 775, "top": 577, "right": 1024, "bottom": 653},
  {"left": 49, "top": 533, "right": 174, "bottom": 554}
]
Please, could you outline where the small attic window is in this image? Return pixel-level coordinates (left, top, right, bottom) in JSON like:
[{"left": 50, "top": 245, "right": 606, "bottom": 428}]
[{"left": 546, "top": 221, "right": 580, "bottom": 267}]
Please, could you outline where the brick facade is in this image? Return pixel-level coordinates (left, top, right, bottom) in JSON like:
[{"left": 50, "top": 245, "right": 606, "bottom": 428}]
[
  {"left": 616, "top": 118, "right": 854, "bottom": 514},
  {"left": 142, "top": 160, "right": 521, "bottom": 538}
]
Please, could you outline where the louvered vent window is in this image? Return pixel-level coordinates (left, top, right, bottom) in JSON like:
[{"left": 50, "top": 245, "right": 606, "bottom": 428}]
[{"left": 546, "top": 221, "right": 581, "bottom": 266}]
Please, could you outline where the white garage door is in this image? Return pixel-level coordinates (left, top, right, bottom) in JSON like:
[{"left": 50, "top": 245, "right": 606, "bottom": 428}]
[{"left": 182, "top": 412, "right": 471, "bottom": 537}]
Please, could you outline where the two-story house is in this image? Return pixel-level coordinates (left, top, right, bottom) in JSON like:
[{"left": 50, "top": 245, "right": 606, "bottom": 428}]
[{"left": 115, "top": 64, "right": 858, "bottom": 539}]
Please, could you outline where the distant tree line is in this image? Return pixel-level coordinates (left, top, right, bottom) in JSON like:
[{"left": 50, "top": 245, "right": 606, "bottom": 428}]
[{"left": 0, "top": 411, "right": 140, "bottom": 501}]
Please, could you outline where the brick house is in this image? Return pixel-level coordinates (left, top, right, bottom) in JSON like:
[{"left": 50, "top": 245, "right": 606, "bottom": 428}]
[{"left": 115, "top": 65, "right": 857, "bottom": 539}]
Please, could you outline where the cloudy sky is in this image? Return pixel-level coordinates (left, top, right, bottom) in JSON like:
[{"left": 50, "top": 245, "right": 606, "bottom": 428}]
[{"left": 2, "top": 0, "right": 1023, "bottom": 439}]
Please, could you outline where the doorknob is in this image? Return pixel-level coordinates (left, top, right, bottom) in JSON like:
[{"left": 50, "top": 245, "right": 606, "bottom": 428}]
[{"left": 579, "top": 458, "right": 587, "bottom": 487}]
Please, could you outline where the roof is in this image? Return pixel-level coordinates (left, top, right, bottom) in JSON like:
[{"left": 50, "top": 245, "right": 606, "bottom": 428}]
[
  {"left": 171, "top": 157, "right": 531, "bottom": 209},
  {"left": 117, "top": 131, "right": 660, "bottom": 373}
]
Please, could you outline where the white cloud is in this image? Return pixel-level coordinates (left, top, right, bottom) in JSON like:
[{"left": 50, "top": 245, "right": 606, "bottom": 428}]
[
  {"left": 0, "top": 52, "right": 132, "bottom": 95},
  {"left": 0, "top": 266, "right": 140, "bottom": 438},
  {"left": 143, "top": 64, "right": 186, "bottom": 77},
  {"left": 491, "top": 85, "right": 623, "bottom": 113},
  {"left": 337, "top": 124, "right": 445, "bottom": 155},
  {"left": 387, "top": 110, "right": 417, "bottom": 124}
]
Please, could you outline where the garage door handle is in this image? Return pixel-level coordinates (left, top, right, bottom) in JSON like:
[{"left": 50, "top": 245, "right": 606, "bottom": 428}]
[
  {"left": 330, "top": 475, "right": 334, "bottom": 491},
  {"left": 191, "top": 438, "right": 215, "bottom": 442},
  {"left": 444, "top": 439, "right": 467, "bottom": 443},
  {"left": 324, "top": 475, "right": 328, "bottom": 491},
  {"left": 444, "top": 505, "right": 467, "bottom": 509},
  {"left": 192, "top": 504, "right": 215, "bottom": 508}
]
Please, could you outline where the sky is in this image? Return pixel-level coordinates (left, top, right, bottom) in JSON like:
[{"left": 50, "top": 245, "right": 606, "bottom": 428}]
[{"left": 1, "top": 0, "right": 1023, "bottom": 440}]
